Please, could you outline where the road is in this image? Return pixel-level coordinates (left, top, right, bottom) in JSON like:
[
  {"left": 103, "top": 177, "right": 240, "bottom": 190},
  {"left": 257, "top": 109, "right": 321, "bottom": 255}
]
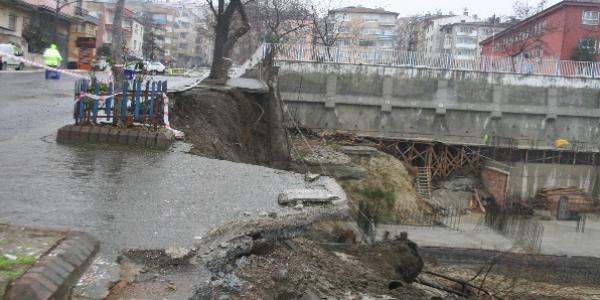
[{"left": 0, "top": 71, "right": 311, "bottom": 253}]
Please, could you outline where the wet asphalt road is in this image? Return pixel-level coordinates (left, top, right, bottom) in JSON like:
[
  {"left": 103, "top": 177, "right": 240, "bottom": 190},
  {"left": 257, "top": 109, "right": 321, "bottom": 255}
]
[{"left": 0, "top": 71, "right": 308, "bottom": 253}]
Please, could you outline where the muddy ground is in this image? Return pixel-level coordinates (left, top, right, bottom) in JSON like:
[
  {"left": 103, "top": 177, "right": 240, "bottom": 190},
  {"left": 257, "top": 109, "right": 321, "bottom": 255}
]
[{"left": 172, "top": 87, "right": 272, "bottom": 165}]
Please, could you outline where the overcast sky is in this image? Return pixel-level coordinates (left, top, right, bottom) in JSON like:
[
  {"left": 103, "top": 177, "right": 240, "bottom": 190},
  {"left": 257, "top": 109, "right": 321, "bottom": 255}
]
[{"left": 339, "top": 0, "right": 563, "bottom": 18}]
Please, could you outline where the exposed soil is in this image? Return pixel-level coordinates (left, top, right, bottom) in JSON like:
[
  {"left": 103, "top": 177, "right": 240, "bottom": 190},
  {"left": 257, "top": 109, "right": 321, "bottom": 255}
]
[
  {"left": 172, "top": 87, "right": 273, "bottom": 165},
  {"left": 226, "top": 237, "right": 429, "bottom": 299}
]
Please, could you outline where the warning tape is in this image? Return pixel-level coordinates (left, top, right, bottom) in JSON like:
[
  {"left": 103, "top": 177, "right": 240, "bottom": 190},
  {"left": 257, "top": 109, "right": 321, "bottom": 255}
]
[
  {"left": 75, "top": 91, "right": 184, "bottom": 139},
  {"left": 0, "top": 50, "right": 183, "bottom": 140},
  {"left": 0, "top": 50, "right": 91, "bottom": 79}
]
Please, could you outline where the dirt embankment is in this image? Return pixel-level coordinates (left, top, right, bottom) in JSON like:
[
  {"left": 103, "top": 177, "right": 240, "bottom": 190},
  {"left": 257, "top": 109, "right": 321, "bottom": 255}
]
[{"left": 171, "top": 87, "right": 275, "bottom": 166}]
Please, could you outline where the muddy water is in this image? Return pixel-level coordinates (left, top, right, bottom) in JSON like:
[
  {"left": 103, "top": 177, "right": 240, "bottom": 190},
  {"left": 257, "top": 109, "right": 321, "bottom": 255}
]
[{"left": 0, "top": 72, "right": 307, "bottom": 254}]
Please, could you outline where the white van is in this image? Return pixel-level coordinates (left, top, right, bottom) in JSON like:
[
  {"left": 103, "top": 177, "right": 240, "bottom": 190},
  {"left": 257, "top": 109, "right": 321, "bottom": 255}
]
[{"left": 0, "top": 44, "right": 25, "bottom": 71}]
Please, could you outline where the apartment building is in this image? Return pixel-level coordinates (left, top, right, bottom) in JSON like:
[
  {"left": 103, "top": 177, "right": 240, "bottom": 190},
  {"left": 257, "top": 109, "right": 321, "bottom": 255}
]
[
  {"left": 86, "top": 3, "right": 144, "bottom": 60},
  {"left": 328, "top": 6, "right": 399, "bottom": 51},
  {"left": 440, "top": 21, "right": 508, "bottom": 59}
]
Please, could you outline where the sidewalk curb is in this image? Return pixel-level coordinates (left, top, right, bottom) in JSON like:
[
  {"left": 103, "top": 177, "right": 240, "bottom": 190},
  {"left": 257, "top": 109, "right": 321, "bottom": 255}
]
[{"left": 5, "top": 232, "right": 99, "bottom": 300}]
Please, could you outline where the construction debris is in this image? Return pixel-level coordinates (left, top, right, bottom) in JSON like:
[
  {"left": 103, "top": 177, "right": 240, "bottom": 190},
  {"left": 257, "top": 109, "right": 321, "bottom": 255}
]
[{"left": 535, "top": 187, "right": 596, "bottom": 216}]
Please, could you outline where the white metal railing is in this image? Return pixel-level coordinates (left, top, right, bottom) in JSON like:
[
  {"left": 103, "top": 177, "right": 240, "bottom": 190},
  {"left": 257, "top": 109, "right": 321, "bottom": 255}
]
[{"left": 263, "top": 43, "right": 600, "bottom": 78}]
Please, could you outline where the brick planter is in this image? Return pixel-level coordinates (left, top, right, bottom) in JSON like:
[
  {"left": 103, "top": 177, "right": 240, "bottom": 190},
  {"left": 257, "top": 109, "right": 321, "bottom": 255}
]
[
  {"left": 5, "top": 233, "right": 99, "bottom": 300},
  {"left": 56, "top": 125, "right": 174, "bottom": 150}
]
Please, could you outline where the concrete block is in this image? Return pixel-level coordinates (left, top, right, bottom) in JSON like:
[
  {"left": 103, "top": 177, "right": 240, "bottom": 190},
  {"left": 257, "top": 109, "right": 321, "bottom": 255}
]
[
  {"left": 38, "top": 260, "right": 71, "bottom": 279},
  {"left": 67, "top": 125, "right": 83, "bottom": 142},
  {"left": 107, "top": 128, "right": 120, "bottom": 144},
  {"left": 146, "top": 133, "right": 158, "bottom": 148},
  {"left": 88, "top": 126, "right": 101, "bottom": 143},
  {"left": 326, "top": 74, "right": 337, "bottom": 96},
  {"left": 156, "top": 132, "right": 173, "bottom": 150},
  {"left": 491, "top": 110, "right": 502, "bottom": 119},
  {"left": 79, "top": 126, "right": 92, "bottom": 142},
  {"left": 126, "top": 130, "right": 139, "bottom": 145},
  {"left": 137, "top": 132, "right": 149, "bottom": 147},
  {"left": 97, "top": 127, "right": 110, "bottom": 143},
  {"left": 20, "top": 273, "right": 59, "bottom": 296},
  {"left": 381, "top": 100, "right": 392, "bottom": 113},
  {"left": 546, "top": 112, "right": 557, "bottom": 120},
  {"left": 435, "top": 106, "right": 447, "bottom": 115},
  {"left": 325, "top": 97, "right": 335, "bottom": 109},
  {"left": 382, "top": 77, "right": 394, "bottom": 98},
  {"left": 6, "top": 277, "right": 53, "bottom": 300},
  {"left": 118, "top": 130, "right": 129, "bottom": 145},
  {"left": 56, "top": 126, "right": 70, "bottom": 142},
  {"left": 27, "top": 266, "right": 65, "bottom": 286},
  {"left": 492, "top": 85, "right": 504, "bottom": 104}
]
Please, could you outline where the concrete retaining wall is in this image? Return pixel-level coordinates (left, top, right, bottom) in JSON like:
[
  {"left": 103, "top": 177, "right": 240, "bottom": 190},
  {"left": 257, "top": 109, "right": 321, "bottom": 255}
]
[
  {"left": 56, "top": 125, "right": 174, "bottom": 150},
  {"left": 278, "top": 61, "right": 600, "bottom": 148}
]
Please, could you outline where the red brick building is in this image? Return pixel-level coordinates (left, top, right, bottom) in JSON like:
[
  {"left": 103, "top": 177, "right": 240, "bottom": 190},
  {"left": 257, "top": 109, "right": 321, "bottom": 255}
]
[{"left": 481, "top": 0, "right": 600, "bottom": 61}]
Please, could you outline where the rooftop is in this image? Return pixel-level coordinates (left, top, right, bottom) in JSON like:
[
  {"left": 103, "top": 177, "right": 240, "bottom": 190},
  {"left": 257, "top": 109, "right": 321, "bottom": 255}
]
[
  {"left": 329, "top": 6, "right": 398, "bottom": 16},
  {"left": 480, "top": 0, "right": 600, "bottom": 45}
]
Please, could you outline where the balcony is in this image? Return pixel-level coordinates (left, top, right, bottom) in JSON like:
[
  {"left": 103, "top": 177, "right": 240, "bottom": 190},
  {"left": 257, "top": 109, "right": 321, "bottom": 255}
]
[
  {"left": 456, "top": 31, "right": 477, "bottom": 37},
  {"left": 455, "top": 43, "right": 477, "bottom": 50}
]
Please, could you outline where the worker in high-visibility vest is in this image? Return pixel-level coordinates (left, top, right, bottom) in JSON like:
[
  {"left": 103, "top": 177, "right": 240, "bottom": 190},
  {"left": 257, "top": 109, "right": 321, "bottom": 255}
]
[{"left": 43, "top": 43, "right": 62, "bottom": 79}]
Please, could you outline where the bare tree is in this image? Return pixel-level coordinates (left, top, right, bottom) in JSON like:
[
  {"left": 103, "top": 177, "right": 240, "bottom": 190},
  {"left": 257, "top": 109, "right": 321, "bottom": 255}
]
[
  {"left": 512, "top": 0, "right": 547, "bottom": 20},
  {"left": 308, "top": 0, "right": 341, "bottom": 47},
  {"left": 205, "top": 0, "right": 253, "bottom": 84},
  {"left": 491, "top": 18, "right": 561, "bottom": 71},
  {"left": 259, "top": 0, "right": 310, "bottom": 44}
]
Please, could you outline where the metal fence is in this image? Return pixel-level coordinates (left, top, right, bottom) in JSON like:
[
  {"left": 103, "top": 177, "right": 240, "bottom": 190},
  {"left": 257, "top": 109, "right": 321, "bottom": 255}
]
[
  {"left": 264, "top": 43, "right": 600, "bottom": 78},
  {"left": 485, "top": 205, "right": 545, "bottom": 253},
  {"left": 74, "top": 78, "right": 168, "bottom": 127}
]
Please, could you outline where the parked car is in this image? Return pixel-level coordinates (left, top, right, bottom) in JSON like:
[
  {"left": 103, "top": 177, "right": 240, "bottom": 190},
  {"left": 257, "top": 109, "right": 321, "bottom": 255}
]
[
  {"left": 0, "top": 44, "right": 25, "bottom": 71},
  {"left": 125, "top": 61, "right": 166, "bottom": 75},
  {"left": 93, "top": 56, "right": 109, "bottom": 71},
  {"left": 145, "top": 61, "right": 166, "bottom": 75}
]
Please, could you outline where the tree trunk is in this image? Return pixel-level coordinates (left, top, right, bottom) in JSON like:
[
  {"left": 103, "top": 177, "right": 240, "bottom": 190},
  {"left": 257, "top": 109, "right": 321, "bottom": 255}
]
[
  {"left": 206, "top": 0, "right": 250, "bottom": 84},
  {"left": 208, "top": 18, "right": 230, "bottom": 84},
  {"left": 111, "top": 0, "right": 126, "bottom": 125}
]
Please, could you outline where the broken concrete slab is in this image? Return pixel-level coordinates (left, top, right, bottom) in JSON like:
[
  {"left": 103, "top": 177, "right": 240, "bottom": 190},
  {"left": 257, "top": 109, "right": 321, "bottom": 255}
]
[
  {"left": 278, "top": 189, "right": 339, "bottom": 206},
  {"left": 225, "top": 78, "right": 269, "bottom": 94},
  {"left": 340, "top": 145, "right": 380, "bottom": 156}
]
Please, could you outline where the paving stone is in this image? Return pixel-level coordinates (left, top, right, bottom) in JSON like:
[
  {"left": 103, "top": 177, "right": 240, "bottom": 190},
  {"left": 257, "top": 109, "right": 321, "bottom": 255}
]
[
  {"left": 27, "top": 266, "right": 65, "bottom": 286},
  {"left": 6, "top": 277, "right": 52, "bottom": 300},
  {"left": 21, "top": 273, "right": 58, "bottom": 295}
]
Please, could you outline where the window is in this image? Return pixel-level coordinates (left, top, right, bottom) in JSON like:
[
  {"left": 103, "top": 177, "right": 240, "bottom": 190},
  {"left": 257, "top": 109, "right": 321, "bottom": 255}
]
[
  {"left": 338, "top": 27, "right": 349, "bottom": 33},
  {"left": 8, "top": 14, "right": 17, "bottom": 31},
  {"left": 363, "top": 15, "right": 379, "bottom": 22},
  {"left": 359, "top": 40, "right": 375, "bottom": 46},
  {"left": 582, "top": 11, "right": 599, "bottom": 25},
  {"left": 579, "top": 37, "right": 597, "bottom": 52}
]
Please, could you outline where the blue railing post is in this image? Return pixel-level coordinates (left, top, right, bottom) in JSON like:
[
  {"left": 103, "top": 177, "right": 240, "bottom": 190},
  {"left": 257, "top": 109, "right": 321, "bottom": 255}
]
[
  {"left": 106, "top": 82, "right": 113, "bottom": 121},
  {"left": 555, "top": 58, "right": 561, "bottom": 76},
  {"left": 92, "top": 82, "right": 99, "bottom": 123},
  {"left": 121, "top": 80, "right": 128, "bottom": 123},
  {"left": 78, "top": 79, "right": 87, "bottom": 124},
  {"left": 134, "top": 80, "right": 141, "bottom": 121},
  {"left": 335, "top": 47, "right": 340, "bottom": 63},
  {"left": 149, "top": 81, "right": 156, "bottom": 121}
]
